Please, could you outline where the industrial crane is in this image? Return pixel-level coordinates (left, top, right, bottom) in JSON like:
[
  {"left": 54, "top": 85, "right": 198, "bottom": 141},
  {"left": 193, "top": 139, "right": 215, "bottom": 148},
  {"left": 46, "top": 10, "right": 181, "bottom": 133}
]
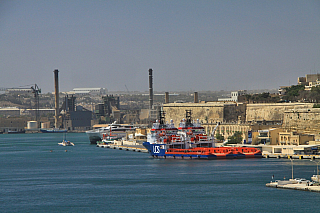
[
  {"left": 31, "top": 84, "right": 41, "bottom": 125},
  {"left": 1, "top": 84, "right": 41, "bottom": 126}
]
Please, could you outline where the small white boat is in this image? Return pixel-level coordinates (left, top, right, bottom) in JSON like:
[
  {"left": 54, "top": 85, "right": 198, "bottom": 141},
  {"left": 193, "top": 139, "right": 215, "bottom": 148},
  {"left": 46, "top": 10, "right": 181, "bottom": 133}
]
[
  {"left": 58, "top": 140, "right": 75, "bottom": 146},
  {"left": 311, "top": 175, "right": 320, "bottom": 182}
]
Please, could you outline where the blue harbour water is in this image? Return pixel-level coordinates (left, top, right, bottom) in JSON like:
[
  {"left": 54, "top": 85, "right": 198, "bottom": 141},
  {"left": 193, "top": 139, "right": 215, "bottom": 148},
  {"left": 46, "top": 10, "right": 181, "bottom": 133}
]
[{"left": 1, "top": 133, "right": 320, "bottom": 213}]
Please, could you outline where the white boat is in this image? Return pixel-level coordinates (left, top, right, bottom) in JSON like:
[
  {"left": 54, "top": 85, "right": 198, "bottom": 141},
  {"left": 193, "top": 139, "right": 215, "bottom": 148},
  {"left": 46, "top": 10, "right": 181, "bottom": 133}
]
[
  {"left": 311, "top": 175, "right": 320, "bottom": 182},
  {"left": 58, "top": 140, "right": 75, "bottom": 146},
  {"left": 58, "top": 100, "right": 74, "bottom": 146},
  {"left": 86, "top": 121, "right": 136, "bottom": 144}
]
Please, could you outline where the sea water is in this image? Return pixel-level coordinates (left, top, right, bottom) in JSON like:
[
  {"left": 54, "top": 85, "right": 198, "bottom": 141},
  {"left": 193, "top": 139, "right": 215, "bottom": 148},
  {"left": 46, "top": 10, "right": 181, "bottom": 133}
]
[{"left": 1, "top": 133, "right": 319, "bottom": 213}]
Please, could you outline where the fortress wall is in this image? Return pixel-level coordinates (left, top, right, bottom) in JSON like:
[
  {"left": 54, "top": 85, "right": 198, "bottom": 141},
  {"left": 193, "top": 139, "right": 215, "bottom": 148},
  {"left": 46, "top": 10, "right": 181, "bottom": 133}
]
[
  {"left": 283, "top": 108, "right": 320, "bottom": 132},
  {"left": 162, "top": 102, "right": 228, "bottom": 124},
  {"left": 246, "top": 103, "right": 314, "bottom": 122},
  {"left": 162, "top": 102, "right": 320, "bottom": 133}
]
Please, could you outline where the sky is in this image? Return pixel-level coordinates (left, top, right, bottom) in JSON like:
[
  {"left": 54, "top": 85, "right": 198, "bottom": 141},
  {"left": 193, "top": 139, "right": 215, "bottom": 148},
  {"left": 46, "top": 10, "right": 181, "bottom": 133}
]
[{"left": 1, "top": 0, "right": 319, "bottom": 93}]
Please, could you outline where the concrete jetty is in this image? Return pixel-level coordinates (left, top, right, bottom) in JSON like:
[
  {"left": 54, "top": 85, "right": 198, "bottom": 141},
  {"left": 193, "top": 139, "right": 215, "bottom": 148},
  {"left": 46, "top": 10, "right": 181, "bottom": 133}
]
[
  {"left": 266, "top": 181, "right": 320, "bottom": 193},
  {"left": 263, "top": 153, "right": 320, "bottom": 160}
]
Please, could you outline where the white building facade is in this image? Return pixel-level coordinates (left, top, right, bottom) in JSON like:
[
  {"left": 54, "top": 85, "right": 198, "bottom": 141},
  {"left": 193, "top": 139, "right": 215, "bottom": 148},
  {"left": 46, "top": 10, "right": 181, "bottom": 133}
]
[{"left": 72, "top": 88, "right": 107, "bottom": 96}]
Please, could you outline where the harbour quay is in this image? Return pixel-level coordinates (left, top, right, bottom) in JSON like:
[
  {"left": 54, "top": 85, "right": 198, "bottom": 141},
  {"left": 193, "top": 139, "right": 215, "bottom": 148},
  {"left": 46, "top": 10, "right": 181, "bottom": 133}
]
[
  {"left": 263, "top": 153, "right": 320, "bottom": 160},
  {"left": 97, "top": 143, "right": 148, "bottom": 153},
  {"left": 266, "top": 181, "right": 320, "bottom": 193}
]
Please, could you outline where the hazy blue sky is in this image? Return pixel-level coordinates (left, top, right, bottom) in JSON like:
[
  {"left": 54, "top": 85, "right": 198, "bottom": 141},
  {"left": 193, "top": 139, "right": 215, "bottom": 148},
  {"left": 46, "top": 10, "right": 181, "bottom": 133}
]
[{"left": 1, "top": 0, "right": 319, "bottom": 93}]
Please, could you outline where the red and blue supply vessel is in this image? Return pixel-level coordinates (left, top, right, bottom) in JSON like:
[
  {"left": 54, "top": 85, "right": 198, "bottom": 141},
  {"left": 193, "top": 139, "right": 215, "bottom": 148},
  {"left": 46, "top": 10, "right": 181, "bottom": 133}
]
[{"left": 143, "top": 110, "right": 262, "bottom": 160}]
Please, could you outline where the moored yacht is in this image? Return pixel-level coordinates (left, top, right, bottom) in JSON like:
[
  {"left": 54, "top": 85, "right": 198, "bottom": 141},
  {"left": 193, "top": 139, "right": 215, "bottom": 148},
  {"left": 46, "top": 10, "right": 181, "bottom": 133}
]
[{"left": 86, "top": 122, "right": 136, "bottom": 144}]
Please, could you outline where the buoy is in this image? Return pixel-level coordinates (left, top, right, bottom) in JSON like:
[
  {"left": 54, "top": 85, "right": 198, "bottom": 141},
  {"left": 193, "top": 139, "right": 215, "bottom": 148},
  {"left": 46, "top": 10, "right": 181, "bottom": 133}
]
[{"left": 65, "top": 150, "right": 67, "bottom": 152}]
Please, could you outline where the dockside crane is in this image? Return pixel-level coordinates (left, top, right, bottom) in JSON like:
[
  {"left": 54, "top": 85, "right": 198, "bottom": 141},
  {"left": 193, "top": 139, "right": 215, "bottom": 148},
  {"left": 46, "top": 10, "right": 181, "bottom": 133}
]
[
  {"left": 31, "top": 84, "right": 41, "bottom": 126},
  {"left": 1, "top": 84, "right": 41, "bottom": 126}
]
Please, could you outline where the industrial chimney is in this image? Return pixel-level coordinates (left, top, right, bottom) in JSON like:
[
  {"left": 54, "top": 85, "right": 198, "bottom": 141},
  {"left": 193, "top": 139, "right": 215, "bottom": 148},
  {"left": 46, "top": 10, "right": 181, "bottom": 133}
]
[
  {"left": 149, "top": 68, "right": 153, "bottom": 109},
  {"left": 53, "top": 69, "right": 59, "bottom": 128},
  {"left": 165, "top": 92, "right": 169, "bottom": 104},
  {"left": 194, "top": 92, "right": 199, "bottom": 103}
]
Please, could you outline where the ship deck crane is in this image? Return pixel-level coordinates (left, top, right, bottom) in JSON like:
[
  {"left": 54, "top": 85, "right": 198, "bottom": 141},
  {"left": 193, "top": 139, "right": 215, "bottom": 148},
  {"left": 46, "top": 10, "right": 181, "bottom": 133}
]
[{"left": 211, "top": 122, "right": 220, "bottom": 139}]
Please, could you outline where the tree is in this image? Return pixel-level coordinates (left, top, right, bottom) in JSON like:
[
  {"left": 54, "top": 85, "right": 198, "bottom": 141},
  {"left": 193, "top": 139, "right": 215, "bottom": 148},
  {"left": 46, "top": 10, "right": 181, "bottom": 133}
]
[
  {"left": 215, "top": 133, "right": 224, "bottom": 142},
  {"left": 283, "top": 85, "right": 305, "bottom": 102},
  {"left": 227, "top": 131, "right": 243, "bottom": 144},
  {"left": 313, "top": 104, "right": 320, "bottom": 108}
]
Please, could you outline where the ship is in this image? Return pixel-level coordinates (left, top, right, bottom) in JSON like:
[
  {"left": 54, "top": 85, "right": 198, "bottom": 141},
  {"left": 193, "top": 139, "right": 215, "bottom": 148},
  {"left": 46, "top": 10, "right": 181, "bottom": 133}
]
[
  {"left": 143, "top": 110, "right": 262, "bottom": 160},
  {"left": 7, "top": 130, "right": 26, "bottom": 134},
  {"left": 40, "top": 128, "right": 67, "bottom": 133},
  {"left": 85, "top": 121, "right": 136, "bottom": 144}
]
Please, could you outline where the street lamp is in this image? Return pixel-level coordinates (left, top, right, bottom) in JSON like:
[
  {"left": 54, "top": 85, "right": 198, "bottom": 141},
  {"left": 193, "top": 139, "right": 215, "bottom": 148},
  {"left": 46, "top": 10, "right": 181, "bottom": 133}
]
[
  {"left": 310, "top": 160, "right": 319, "bottom": 182},
  {"left": 290, "top": 158, "right": 294, "bottom": 180}
]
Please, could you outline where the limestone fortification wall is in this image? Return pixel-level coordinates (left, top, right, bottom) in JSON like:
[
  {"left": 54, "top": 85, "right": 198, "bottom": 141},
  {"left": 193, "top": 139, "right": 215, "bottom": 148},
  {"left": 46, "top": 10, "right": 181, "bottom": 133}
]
[
  {"left": 245, "top": 103, "right": 314, "bottom": 122},
  {"left": 162, "top": 102, "right": 319, "bottom": 132},
  {"left": 162, "top": 102, "right": 229, "bottom": 124},
  {"left": 283, "top": 108, "right": 320, "bottom": 132}
]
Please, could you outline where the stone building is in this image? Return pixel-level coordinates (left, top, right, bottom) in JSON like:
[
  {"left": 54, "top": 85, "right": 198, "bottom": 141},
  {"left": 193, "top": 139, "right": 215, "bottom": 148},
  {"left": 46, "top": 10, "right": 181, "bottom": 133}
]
[
  {"left": 298, "top": 74, "right": 320, "bottom": 90},
  {"left": 218, "top": 90, "right": 247, "bottom": 102},
  {"left": 278, "top": 131, "right": 315, "bottom": 145},
  {"left": 0, "top": 117, "right": 29, "bottom": 133},
  {"left": 210, "top": 123, "right": 251, "bottom": 143},
  {"left": 252, "top": 128, "right": 283, "bottom": 145}
]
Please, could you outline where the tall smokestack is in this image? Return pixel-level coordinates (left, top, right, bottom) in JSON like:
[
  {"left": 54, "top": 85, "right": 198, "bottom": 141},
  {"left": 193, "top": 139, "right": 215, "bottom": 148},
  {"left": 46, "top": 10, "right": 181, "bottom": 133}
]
[
  {"left": 194, "top": 92, "right": 199, "bottom": 103},
  {"left": 53, "top": 69, "right": 59, "bottom": 128},
  {"left": 165, "top": 92, "right": 169, "bottom": 104},
  {"left": 149, "top": 68, "right": 153, "bottom": 109}
]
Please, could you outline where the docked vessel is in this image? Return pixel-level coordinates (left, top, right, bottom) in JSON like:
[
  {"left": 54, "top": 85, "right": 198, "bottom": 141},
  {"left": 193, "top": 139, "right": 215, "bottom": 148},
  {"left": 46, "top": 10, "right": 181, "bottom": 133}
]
[
  {"left": 143, "top": 110, "right": 262, "bottom": 160},
  {"left": 311, "top": 175, "right": 320, "bottom": 182},
  {"left": 8, "top": 130, "right": 25, "bottom": 134},
  {"left": 40, "top": 128, "right": 67, "bottom": 133},
  {"left": 85, "top": 122, "right": 136, "bottom": 144}
]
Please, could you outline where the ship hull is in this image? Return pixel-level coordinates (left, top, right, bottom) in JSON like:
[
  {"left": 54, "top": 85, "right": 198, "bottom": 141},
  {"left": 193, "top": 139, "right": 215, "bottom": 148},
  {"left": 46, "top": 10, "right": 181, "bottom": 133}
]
[
  {"left": 89, "top": 135, "right": 102, "bottom": 144},
  {"left": 40, "top": 129, "right": 67, "bottom": 133},
  {"left": 143, "top": 142, "right": 262, "bottom": 160}
]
